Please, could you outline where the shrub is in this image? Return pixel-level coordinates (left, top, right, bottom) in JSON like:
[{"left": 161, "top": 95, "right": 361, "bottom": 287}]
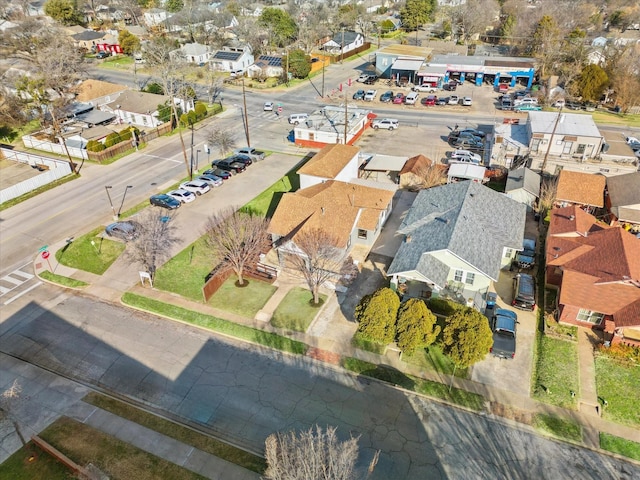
[
  {"left": 354, "top": 287, "right": 400, "bottom": 344},
  {"left": 195, "top": 102, "right": 208, "bottom": 119},
  {"left": 396, "top": 299, "right": 440, "bottom": 355},
  {"left": 118, "top": 128, "right": 132, "bottom": 141},
  {"left": 428, "top": 298, "right": 465, "bottom": 316},
  {"left": 597, "top": 343, "right": 640, "bottom": 365},
  {"left": 86, "top": 139, "right": 105, "bottom": 152},
  {"left": 104, "top": 132, "right": 120, "bottom": 148}
]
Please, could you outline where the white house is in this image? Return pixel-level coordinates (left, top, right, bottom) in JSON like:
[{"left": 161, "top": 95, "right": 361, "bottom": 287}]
[
  {"left": 297, "top": 144, "right": 361, "bottom": 189},
  {"left": 210, "top": 46, "right": 254, "bottom": 72},
  {"left": 174, "top": 43, "right": 211, "bottom": 65},
  {"left": 102, "top": 91, "right": 193, "bottom": 128},
  {"left": 293, "top": 105, "right": 373, "bottom": 148},
  {"left": 322, "top": 31, "right": 364, "bottom": 56},
  {"left": 144, "top": 8, "right": 169, "bottom": 27}
]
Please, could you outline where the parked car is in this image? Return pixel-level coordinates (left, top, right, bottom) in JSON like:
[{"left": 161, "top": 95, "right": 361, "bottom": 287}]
[
  {"left": 105, "top": 221, "right": 139, "bottom": 241},
  {"left": 412, "top": 84, "right": 438, "bottom": 93},
  {"left": 565, "top": 101, "right": 582, "bottom": 110},
  {"left": 515, "top": 237, "right": 537, "bottom": 269},
  {"left": 449, "top": 131, "right": 482, "bottom": 143},
  {"left": 372, "top": 118, "right": 399, "bottom": 130},
  {"left": 422, "top": 95, "right": 438, "bottom": 106},
  {"left": 204, "top": 168, "right": 232, "bottom": 180},
  {"left": 363, "top": 75, "right": 378, "bottom": 85},
  {"left": 514, "top": 104, "right": 542, "bottom": 111},
  {"left": 458, "top": 128, "right": 486, "bottom": 138},
  {"left": 626, "top": 136, "right": 640, "bottom": 145},
  {"left": 263, "top": 102, "right": 274, "bottom": 111},
  {"left": 514, "top": 97, "right": 538, "bottom": 107},
  {"left": 512, "top": 273, "right": 536, "bottom": 311},
  {"left": 501, "top": 97, "right": 514, "bottom": 110},
  {"left": 498, "top": 83, "right": 509, "bottom": 93},
  {"left": 436, "top": 97, "right": 448, "bottom": 106},
  {"left": 196, "top": 174, "right": 223, "bottom": 187},
  {"left": 490, "top": 309, "right": 518, "bottom": 359},
  {"left": 364, "top": 90, "right": 377, "bottom": 101},
  {"left": 462, "top": 97, "right": 473, "bottom": 106},
  {"left": 513, "top": 90, "right": 531, "bottom": 99},
  {"left": 453, "top": 138, "right": 484, "bottom": 151},
  {"left": 168, "top": 188, "right": 196, "bottom": 203},
  {"left": 234, "top": 147, "right": 265, "bottom": 161},
  {"left": 150, "top": 194, "right": 181, "bottom": 209},
  {"left": 393, "top": 93, "right": 405, "bottom": 104},
  {"left": 380, "top": 91, "right": 394, "bottom": 102},
  {"left": 214, "top": 159, "right": 246, "bottom": 173},
  {"left": 451, "top": 149, "right": 482, "bottom": 163},
  {"left": 226, "top": 154, "right": 252, "bottom": 166},
  {"left": 180, "top": 180, "right": 211, "bottom": 196},
  {"left": 353, "top": 89, "right": 365, "bottom": 100},
  {"left": 443, "top": 82, "right": 457, "bottom": 91},
  {"left": 288, "top": 113, "right": 309, "bottom": 125},
  {"left": 356, "top": 73, "right": 370, "bottom": 82},
  {"left": 95, "top": 51, "right": 109, "bottom": 59},
  {"left": 404, "top": 92, "right": 419, "bottom": 104},
  {"left": 448, "top": 95, "right": 459, "bottom": 105},
  {"left": 552, "top": 99, "right": 565, "bottom": 108}
]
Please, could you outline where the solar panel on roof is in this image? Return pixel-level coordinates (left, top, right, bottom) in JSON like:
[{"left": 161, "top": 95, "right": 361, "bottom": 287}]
[
  {"left": 214, "top": 51, "right": 241, "bottom": 60},
  {"left": 259, "top": 55, "right": 282, "bottom": 67}
]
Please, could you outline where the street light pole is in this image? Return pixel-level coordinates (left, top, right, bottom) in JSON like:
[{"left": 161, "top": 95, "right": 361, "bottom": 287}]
[
  {"left": 196, "top": 149, "right": 201, "bottom": 172},
  {"left": 105, "top": 186, "right": 117, "bottom": 220},
  {"left": 117, "top": 185, "right": 133, "bottom": 218}
]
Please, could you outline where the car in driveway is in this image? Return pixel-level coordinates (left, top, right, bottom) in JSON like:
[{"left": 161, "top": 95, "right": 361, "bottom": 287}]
[
  {"left": 204, "top": 168, "right": 232, "bottom": 180},
  {"left": 196, "top": 174, "right": 223, "bottom": 187},
  {"left": 380, "top": 91, "right": 394, "bottom": 102},
  {"left": 515, "top": 237, "right": 536, "bottom": 269},
  {"left": 263, "top": 102, "right": 274, "bottom": 111},
  {"left": 168, "top": 189, "right": 196, "bottom": 203},
  {"left": 448, "top": 95, "right": 459, "bottom": 105},
  {"left": 150, "top": 194, "right": 181, "bottom": 209},
  {"left": 462, "top": 97, "right": 473, "bottom": 106},
  {"left": 105, "top": 221, "right": 139, "bottom": 241},
  {"left": 372, "top": 118, "right": 399, "bottom": 130},
  {"left": 180, "top": 180, "right": 211, "bottom": 196},
  {"left": 353, "top": 89, "right": 365, "bottom": 100},
  {"left": 95, "top": 51, "right": 109, "bottom": 59},
  {"left": 490, "top": 309, "right": 518, "bottom": 359},
  {"left": 512, "top": 273, "right": 536, "bottom": 311},
  {"left": 393, "top": 93, "right": 405, "bottom": 104}
]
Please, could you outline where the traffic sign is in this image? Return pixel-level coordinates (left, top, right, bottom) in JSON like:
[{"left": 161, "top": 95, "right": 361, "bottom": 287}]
[
  {"left": 41, "top": 250, "right": 50, "bottom": 259},
  {"left": 38, "top": 245, "right": 48, "bottom": 252}
]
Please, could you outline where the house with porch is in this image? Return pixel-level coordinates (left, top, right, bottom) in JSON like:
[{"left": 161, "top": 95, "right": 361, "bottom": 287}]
[
  {"left": 174, "top": 43, "right": 211, "bottom": 65},
  {"left": 102, "top": 90, "right": 192, "bottom": 128},
  {"left": 555, "top": 169, "right": 606, "bottom": 215},
  {"left": 387, "top": 181, "right": 526, "bottom": 309},
  {"left": 546, "top": 206, "right": 640, "bottom": 346},
  {"left": 322, "top": 31, "right": 364, "bottom": 56}
]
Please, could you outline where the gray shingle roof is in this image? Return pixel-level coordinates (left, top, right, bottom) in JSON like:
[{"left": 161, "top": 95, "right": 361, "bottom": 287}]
[
  {"left": 331, "top": 31, "right": 361, "bottom": 46},
  {"left": 388, "top": 182, "right": 526, "bottom": 281},
  {"left": 505, "top": 167, "right": 541, "bottom": 196},
  {"left": 607, "top": 172, "right": 640, "bottom": 208},
  {"left": 72, "top": 30, "right": 106, "bottom": 41}
]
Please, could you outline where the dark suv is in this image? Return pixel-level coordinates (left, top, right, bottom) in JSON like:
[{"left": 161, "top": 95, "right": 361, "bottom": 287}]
[{"left": 512, "top": 273, "right": 536, "bottom": 311}]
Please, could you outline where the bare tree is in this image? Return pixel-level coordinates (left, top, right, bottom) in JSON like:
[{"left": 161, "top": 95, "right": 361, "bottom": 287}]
[
  {"left": 264, "top": 425, "right": 362, "bottom": 480},
  {"left": 205, "top": 71, "right": 224, "bottom": 105},
  {"left": 538, "top": 175, "right": 558, "bottom": 215},
  {"left": 286, "top": 228, "right": 357, "bottom": 304},
  {"left": 606, "top": 44, "right": 640, "bottom": 113},
  {"left": 204, "top": 207, "right": 269, "bottom": 286},
  {"left": 450, "top": 0, "right": 500, "bottom": 43},
  {"left": 410, "top": 164, "right": 447, "bottom": 191},
  {"left": 0, "top": 379, "right": 26, "bottom": 447},
  {"left": 125, "top": 209, "right": 180, "bottom": 279},
  {"left": 208, "top": 127, "right": 237, "bottom": 157}
]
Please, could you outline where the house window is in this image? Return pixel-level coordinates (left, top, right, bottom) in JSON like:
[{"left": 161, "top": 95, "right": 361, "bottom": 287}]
[
  {"left": 358, "top": 229, "right": 367, "bottom": 239},
  {"left": 454, "top": 270, "right": 463, "bottom": 282},
  {"left": 465, "top": 272, "right": 475, "bottom": 285},
  {"left": 576, "top": 144, "right": 586, "bottom": 154},
  {"left": 576, "top": 309, "right": 604, "bottom": 324},
  {"left": 504, "top": 248, "right": 514, "bottom": 258},
  {"left": 563, "top": 142, "right": 573, "bottom": 154},
  {"left": 142, "top": 115, "right": 148, "bottom": 126},
  {"left": 531, "top": 138, "right": 541, "bottom": 152}
]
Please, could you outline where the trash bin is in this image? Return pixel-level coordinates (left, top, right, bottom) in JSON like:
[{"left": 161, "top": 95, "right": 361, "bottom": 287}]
[{"left": 486, "top": 292, "right": 497, "bottom": 308}]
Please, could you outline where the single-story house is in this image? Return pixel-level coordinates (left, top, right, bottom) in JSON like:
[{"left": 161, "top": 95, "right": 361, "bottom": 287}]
[
  {"left": 505, "top": 167, "right": 541, "bottom": 211},
  {"left": 72, "top": 79, "right": 128, "bottom": 107},
  {"left": 606, "top": 172, "right": 640, "bottom": 229},
  {"left": 297, "top": 144, "right": 361, "bottom": 189},
  {"left": 174, "top": 43, "right": 211, "bottom": 65},
  {"left": 102, "top": 91, "right": 180, "bottom": 128},
  {"left": 387, "top": 181, "right": 526, "bottom": 309},
  {"left": 71, "top": 30, "right": 108, "bottom": 51},
  {"left": 322, "top": 31, "right": 364, "bottom": 56},
  {"left": 210, "top": 46, "right": 254, "bottom": 73},
  {"left": 293, "top": 105, "right": 374, "bottom": 148},
  {"left": 247, "top": 55, "right": 283, "bottom": 79},
  {"left": 546, "top": 206, "right": 640, "bottom": 346},
  {"left": 555, "top": 169, "right": 606, "bottom": 213}
]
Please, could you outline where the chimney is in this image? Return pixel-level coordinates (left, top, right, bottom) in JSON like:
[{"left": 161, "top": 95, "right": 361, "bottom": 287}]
[
  {"left": 406, "top": 235, "right": 412, "bottom": 243},
  {"left": 569, "top": 215, "right": 575, "bottom": 221},
  {"left": 321, "top": 207, "right": 325, "bottom": 215}
]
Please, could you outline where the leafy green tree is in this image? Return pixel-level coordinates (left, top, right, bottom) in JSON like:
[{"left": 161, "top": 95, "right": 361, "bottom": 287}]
[
  {"left": 499, "top": 13, "right": 515, "bottom": 40},
  {"left": 399, "top": 0, "right": 436, "bottom": 31},
  {"left": 146, "top": 83, "right": 164, "bottom": 95},
  {"left": 44, "top": 0, "right": 83, "bottom": 26},
  {"left": 157, "top": 103, "right": 173, "bottom": 123},
  {"left": 441, "top": 308, "right": 492, "bottom": 368},
  {"left": 396, "top": 299, "right": 440, "bottom": 355},
  {"left": 284, "top": 49, "right": 311, "bottom": 79},
  {"left": 259, "top": 8, "right": 298, "bottom": 47},
  {"left": 379, "top": 19, "right": 396, "bottom": 34},
  {"left": 355, "top": 288, "right": 400, "bottom": 344},
  {"left": 118, "top": 30, "right": 140, "bottom": 55},
  {"left": 165, "top": 0, "right": 184, "bottom": 13},
  {"left": 194, "top": 102, "right": 208, "bottom": 119},
  {"left": 576, "top": 64, "right": 608, "bottom": 102}
]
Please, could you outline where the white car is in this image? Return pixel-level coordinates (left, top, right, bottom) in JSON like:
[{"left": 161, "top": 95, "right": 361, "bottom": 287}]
[
  {"left": 412, "top": 84, "right": 437, "bottom": 93},
  {"left": 263, "top": 102, "right": 274, "bottom": 111},
  {"left": 196, "top": 174, "right": 223, "bottom": 187},
  {"left": 180, "top": 180, "right": 211, "bottom": 195},
  {"left": 626, "top": 136, "right": 640, "bottom": 145},
  {"left": 451, "top": 149, "right": 482, "bottom": 163},
  {"left": 168, "top": 188, "right": 196, "bottom": 203},
  {"left": 448, "top": 95, "right": 459, "bottom": 105},
  {"left": 514, "top": 97, "right": 538, "bottom": 107},
  {"left": 462, "top": 97, "right": 473, "bottom": 106},
  {"left": 356, "top": 73, "right": 370, "bottom": 82},
  {"left": 372, "top": 118, "right": 399, "bottom": 130},
  {"left": 553, "top": 99, "right": 565, "bottom": 108}
]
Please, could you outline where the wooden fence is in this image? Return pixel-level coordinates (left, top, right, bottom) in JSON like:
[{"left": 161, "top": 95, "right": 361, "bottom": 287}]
[{"left": 87, "top": 122, "right": 172, "bottom": 163}]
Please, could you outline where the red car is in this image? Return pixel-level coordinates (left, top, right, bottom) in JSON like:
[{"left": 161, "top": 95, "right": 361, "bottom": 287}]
[
  {"left": 392, "top": 93, "right": 405, "bottom": 104},
  {"left": 421, "top": 95, "right": 437, "bottom": 106}
]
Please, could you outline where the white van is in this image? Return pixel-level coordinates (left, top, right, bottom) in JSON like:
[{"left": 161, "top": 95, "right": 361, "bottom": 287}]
[
  {"left": 288, "top": 113, "right": 309, "bottom": 125},
  {"left": 405, "top": 92, "right": 419, "bottom": 105}
]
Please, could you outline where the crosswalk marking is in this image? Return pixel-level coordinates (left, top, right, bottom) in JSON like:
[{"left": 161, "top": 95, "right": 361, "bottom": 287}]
[
  {"left": 0, "top": 266, "right": 39, "bottom": 299},
  {"left": 1, "top": 275, "right": 24, "bottom": 286},
  {"left": 8, "top": 270, "right": 33, "bottom": 281}
]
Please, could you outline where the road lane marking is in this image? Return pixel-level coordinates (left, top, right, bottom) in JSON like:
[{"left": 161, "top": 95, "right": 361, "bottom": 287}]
[{"left": 4, "top": 281, "right": 43, "bottom": 305}]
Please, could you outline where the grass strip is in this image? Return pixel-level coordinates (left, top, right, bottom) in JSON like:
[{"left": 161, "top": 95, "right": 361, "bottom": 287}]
[
  {"left": 0, "top": 174, "right": 77, "bottom": 212},
  {"left": 0, "top": 441, "right": 74, "bottom": 479},
  {"left": 532, "top": 335, "right": 579, "bottom": 409},
  {"left": 39, "top": 416, "right": 207, "bottom": 480},
  {"left": 83, "top": 392, "right": 266, "bottom": 473},
  {"left": 341, "top": 357, "right": 484, "bottom": 411},
  {"left": 599, "top": 433, "right": 640, "bottom": 461},
  {"left": 122, "top": 292, "right": 307, "bottom": 355},
  {"left": 39, "top": 270, "right": 88, "bottom": 288},
  {"left": 351, "top": 331, "right": 387, "bottom": 355},
  {"left": 595, "top": 356, "right": 640, "bottom": 427},
  {"left": 533, "top": 413, "right": 582, "bottom": 443},
  {"left": 55, "top": 227, "right": 125, "bottom": 275}
]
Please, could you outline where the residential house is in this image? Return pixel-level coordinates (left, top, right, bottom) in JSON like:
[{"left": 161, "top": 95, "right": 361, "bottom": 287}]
[
  {"left": 73, "top": 79, "right": 128, "bottom": 107},
  {"left": 144, "top": 8, "right": 169, "bottom": 27},
  {"left": 526, "top": 111, "right": 604, "bottom": 162},
  {"left": 606, "top": 172, "right": 640, "bottom": 230},
  {"left": 71, "top": 29, "right": 108, "bottom": 51},
  {"left": 322, "top": 31, "right": 364, "bottom": 57},
  {"left": 174, "top": 43, "right": 211, "bottom": 65},
  {"left": 247, "top": 55, "right": 283, "bottom": 79},
  {"left": 555, "top": 169, "right": 606, "bottom": 214},
  {"left": 387, "top": 181, "right": 526, "bottom": 308},
  {"left": 210, "top": 46, "right": 254, "bottom": 73},
  {"left": 505, "top": 167, "right": 541, "bottom": 211},
  {"left": 102, "top": 90, "right": 179, "bottom": 128},
  {"left": 546, "top": 206, "right": 640, "bottom": 346},
  {"left": 268, "top": 180, "right": 395, "bottom": 269},
  {"left": 297, "top": 144, "right": 361, "bottom": 189}
]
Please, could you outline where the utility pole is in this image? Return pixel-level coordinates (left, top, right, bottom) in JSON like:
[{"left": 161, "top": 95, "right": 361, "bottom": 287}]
[
  {"left": 322, "top": 58, "right": 325, "bottom": 98},
  {"left": 242, "top": 77, "right": 250, "bottom": 147},
  {"left": 341, "top": 28, "right": 345, "bottom": 64},
  {"left": 344, "top": 100, "right": 348, "bottom": 145},
  {"left": 541, "top": 106, "right": 563, "bottom": 174}
]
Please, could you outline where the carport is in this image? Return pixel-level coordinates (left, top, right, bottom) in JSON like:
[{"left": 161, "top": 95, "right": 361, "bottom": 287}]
[
  {"left": 360, "top": 153, "right": 408, "bottom": 184},
  {"left": 390, "top": 58, "right": 424, "bottom": 86}
]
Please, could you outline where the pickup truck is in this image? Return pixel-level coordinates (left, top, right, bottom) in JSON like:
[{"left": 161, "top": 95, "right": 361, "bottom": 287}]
[
  {"left": 364, "top": 90, "right": 377, "bottom": 101},
  {"left": 413, "top": 84, "right": 438, "bottom": 93},
  {"left": 490, "top": 309, "right": 518, "bottom": 359},
  {"left": 515, "top": 237, "right": 536, "bottom": 269},
  {"left": 234, "top": 147, "right": 265, "bottom": 162}
]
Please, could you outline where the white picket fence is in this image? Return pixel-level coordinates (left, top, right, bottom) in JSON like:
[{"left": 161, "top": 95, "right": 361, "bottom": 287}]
[
  {"left": 22, "top": 134, "right": 88, "bottom": 160},
  {"left": 0, "top": 148, "right": 73, "bottom": 204}
]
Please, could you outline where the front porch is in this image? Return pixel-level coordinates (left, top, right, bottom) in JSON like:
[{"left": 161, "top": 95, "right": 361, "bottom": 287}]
[{"left": 393, "top": 278, "right": 490, "bottom": 311}]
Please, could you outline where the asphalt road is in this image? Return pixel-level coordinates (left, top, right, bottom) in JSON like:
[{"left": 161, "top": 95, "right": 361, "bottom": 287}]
[{"left": 1, "top": 289, "right": 637, "bottom": 479}]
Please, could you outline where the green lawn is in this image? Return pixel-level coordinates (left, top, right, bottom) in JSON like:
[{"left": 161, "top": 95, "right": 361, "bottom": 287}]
[
  {"left": 55, "top": 227, "right": 125, "bottom": 275},
  {"left": 351, "top": 331, "right": 387, "bottom": 355},
  {"left": 404, "top": 344, "right": 469, "bottom": 378},
  {"left": 271, "top": 287, "right": 326, "bottom": 332},
  {"left": 98, "top": 55, "right": 134, "bottom": 69},
  {"left": 39, "top": 270, "right": 88, "bottom": 288},
  {"left": 84, "top": 392, "right": 266, "bottom": 473},
  {"left": 532, "top": 335, "right": 579, "bottom": 409},
  {"left": 241, "top": 170, "right": 299, "bottom": 217},
  {"left": 0, "top": 442, "right": 75, "bottom": 479},
  {"left": 600, "top": 433, "right": 640, "bottom": 461},
  {"left": 39, "top": 416, "right": 207, "bottom": 480},
  {"left": 0, "top": 174, "right": 77, "bottom": 212},
  {"left": 595, "top": 356, "right": 640, "bottom": 427},
  {"left": 533, "top": 414, "right": 582, "bottom": 443},
  {"left": 209, "top": 275, "right": 277, "bottom": 318},
  {"left": 122, "top": 292, "right": 307, "bottom": 355},
  {"left": 341, "top": 357, "right": 484, "bottom": 411}
]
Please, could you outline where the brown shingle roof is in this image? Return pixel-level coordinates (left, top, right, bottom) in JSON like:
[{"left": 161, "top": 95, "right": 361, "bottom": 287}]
[
  {"left": 73, "top": 79, "right": 128, "bottom": 102},
  {"left": 269, "top": 180, "right": 394, "bottom": 248},
  {"left": 555, "top": 170, "right": 605, "bottom": 207},
  {"left": 548, "top": 205, "right": 608, "bottom": 237},
  {"left": 297, "top": 144, "right": 360, "bottom": 179},
  {"left": 399, "top": 154, "right": 432, "bottom": 175}
]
